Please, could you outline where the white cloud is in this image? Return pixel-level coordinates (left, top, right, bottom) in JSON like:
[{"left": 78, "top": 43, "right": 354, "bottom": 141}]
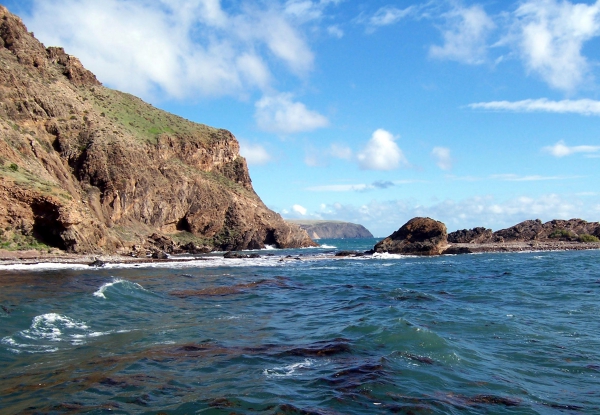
[
  {"left": 431, "top": 147, "right": 452, "bottom": 170},
  {"left": 429, "top": 4, "right": 496, "bottom": 64},
  {"left": 491, "top": 173, "right": 580, "bottom": 181},
  {"left": 468, "top": 98, "right": 600, "bottom": 116},
  {"left": 292, "top": 204, "right": 308, "bottom": 215},
  {"left": 469, "top": 98, "right": 600, "bottom": 115},
  {"left": 239, "top": 141, "right": 272, "bottom": 165},
  {"left": 284, "top": 0, "right": 341, "bottom": 22},
  {"left": 316, "top": 193, "right": 599, "bottom": 237},
  {"left": 306, "top": 180, "right": 419, "bottom": 192},
  {"left": 368, "top": 6, "right": 414, "bottom": 28},
  {"left": 511, "top": 0, "right": 600, "bottom": 91},
  {"left": 327, "top": 25, "right": 344, "bottom": 38},
  {"left": 24, "top": 0, "right": 316, "bottom": 99},
  {"left": 357, "top": 129, "right": 408, "bottom": 171},
  {"left": 543, "top": 140, "right": 600, "bottom": 157},
  {"left": 255, "top": 93, "right": 329, "bottom": 134}
]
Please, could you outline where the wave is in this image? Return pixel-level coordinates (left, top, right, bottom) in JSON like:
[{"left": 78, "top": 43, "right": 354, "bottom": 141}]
[
  {"left": 93, "top": 278, "right": 148, "bottom": 299},
  {"left": 1, "top": 313, "right": 109, "bottom": 354},
  {"left": 263, "top": 358, "right": 317, "bottom": 378}
]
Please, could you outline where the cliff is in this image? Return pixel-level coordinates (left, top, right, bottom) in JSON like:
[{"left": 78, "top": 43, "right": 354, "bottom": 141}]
[
  {"left": 0, "top": 6, "right": 316, "bottom": 254},
  {"left": 286, "top": 220, "right": 373, "bottom": 239}
]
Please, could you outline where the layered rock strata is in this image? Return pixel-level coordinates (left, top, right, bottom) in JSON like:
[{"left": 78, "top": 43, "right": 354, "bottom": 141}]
[{"left": 0, "top": 6, "right": 315, "bottom": 254}]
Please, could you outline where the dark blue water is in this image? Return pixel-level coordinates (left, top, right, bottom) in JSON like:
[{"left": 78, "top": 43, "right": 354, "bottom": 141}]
[{"left": 1, "top": 239, "right": 599, "bottom": 414}]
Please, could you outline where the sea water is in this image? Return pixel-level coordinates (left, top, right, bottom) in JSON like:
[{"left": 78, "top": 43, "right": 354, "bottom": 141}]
[{"left": 0, "top": 238, "right": 599, "bottom": 414}]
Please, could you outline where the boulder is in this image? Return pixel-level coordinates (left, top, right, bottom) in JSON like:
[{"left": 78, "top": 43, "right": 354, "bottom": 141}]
[{"left": 374, "top": 217, "right": 448, "bottom": 256}]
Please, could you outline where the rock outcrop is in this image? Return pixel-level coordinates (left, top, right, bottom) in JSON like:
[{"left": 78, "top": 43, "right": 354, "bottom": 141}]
[
  {"left": 376, "top": 217, "right": 600, "bottom": 256},
  {"left": 449, "top": 219, "right": 600, "bottom": 244},
  {"left": 286, "top": 220, "right": 373, "bottom": 239},
  {"left": 0, "top": 6, "right": 316, "bottom": 254},
  {"left": 374, "top": 217, "right": 448, "bottom": 256},
  {"left": 448, "top": 227, "right": 495, "bottom": 243}
]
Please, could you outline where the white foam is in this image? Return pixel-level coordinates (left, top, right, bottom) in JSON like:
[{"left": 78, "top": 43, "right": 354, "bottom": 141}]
[
  {"left": 93, "top": 278, "right": 147, "bottom": 299},
  {"left": 319, "top": 244, "right": 337, "bottom": 249},
  {"left": 263, "top": 358, "right": 316, "bottom": 378},
  {"left": 372, "top": 252, "right": 406, "bottom": 260}
]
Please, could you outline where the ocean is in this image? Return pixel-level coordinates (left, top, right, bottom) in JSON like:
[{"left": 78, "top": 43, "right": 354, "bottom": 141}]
[{"left": 1, "top": 238, "right": 599, "bottom": 414}]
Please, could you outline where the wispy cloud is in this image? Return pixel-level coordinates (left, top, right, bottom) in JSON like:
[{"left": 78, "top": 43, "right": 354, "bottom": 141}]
[
  {"left": 306, "top": 180, "right": 420, "bottom": 192},
  {"left": 24, "top": 0, "right": 321, "bottom": 99},
  {"left": 255, "top": 93, "right": 329, "bottom": 134},
  {"left": 429, "top": 4, "right": 496, "bottom": 65},
  {"left": 468, "top": 98, "right": 600, "bottom": 115},
  {"left": 491, "top": 173, "right": 580, "bottom": 182},
  {"left": 367, "top": 5, "right": 415, "bottom": 29},
  {"left": 543, "top": 140, "right": 600, "bottom": 157},
  {"left": 431, "top": 147, "right": 452, "bottom": 170},
  {"left": 511, "top": 0, "right": 600, "bottom": 92}
]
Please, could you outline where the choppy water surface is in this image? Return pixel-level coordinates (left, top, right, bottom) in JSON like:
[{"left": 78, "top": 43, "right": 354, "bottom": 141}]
[{"left": 1, "top": 239, "right": 599, "bottom": 414}]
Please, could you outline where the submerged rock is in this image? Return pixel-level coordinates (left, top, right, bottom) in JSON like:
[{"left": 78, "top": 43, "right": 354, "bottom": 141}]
[{"left": 374, "top": 217, "right": 448, "bottom": 256}]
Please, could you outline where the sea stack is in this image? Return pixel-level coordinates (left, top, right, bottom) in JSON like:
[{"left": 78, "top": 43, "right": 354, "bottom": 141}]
[{"left": 374, "top": 217, "right": 448, "bottom": 256}]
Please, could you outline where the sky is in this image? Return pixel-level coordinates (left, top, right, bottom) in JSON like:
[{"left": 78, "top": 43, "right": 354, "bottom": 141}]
[{"left": 4, "top": 0, "right": 600, "bottom": 236}]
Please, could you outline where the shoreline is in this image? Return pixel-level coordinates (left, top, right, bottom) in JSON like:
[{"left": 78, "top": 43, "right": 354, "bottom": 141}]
[{"left": 0, "top": 241, "right": 599, "bottom": 268}]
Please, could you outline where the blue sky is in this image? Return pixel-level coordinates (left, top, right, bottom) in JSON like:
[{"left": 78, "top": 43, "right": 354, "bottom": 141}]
[{"left": 4, "top": 0, "right": 600, "bottom": 236}]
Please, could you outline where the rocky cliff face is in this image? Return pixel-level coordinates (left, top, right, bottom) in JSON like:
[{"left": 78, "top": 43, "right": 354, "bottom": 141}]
[
  {"left": 0, "top": 6, "right": 315, "bottom": 254},
  {"left": 286, "top": 220, "right": 373, "bottom": 239}
]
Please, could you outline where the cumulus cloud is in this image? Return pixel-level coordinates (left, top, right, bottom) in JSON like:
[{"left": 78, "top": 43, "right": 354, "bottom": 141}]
[
  {"left": 431, "top": 147, "right": 452, "bottom": 170},
  {"left": 317, "top": 193, "right": 599, "bottom": 237},
  {"left": 469, "top": 98, "right": 600, "bottom": 115},
  {"left": 292, "top": 204, "right": 308, "bottom": 215},
  {"left": 511, "top": 0, "right": 600, "bottom": 92},
  {"left": 255, "top": 93, "right": 329, "bottom": 134},
  {"left": 429, "top": 4, "right": 496, "bottom": 64},
  {"left": 24, "top": 0, "right": 318, "bottom": 99},
  {"left": 357, "top": 129, "right": 408, "bottom": 171},
  {"left": 543, "top": 140, "right": 600, "bottom": 157},
  {"left": 239, "top": 141, "right": 272, "bottom": 166}
]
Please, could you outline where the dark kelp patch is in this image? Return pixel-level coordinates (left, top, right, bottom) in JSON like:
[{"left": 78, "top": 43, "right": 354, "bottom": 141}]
[{"left": 171, "top": 278, "right": 289, "bottom": 298}]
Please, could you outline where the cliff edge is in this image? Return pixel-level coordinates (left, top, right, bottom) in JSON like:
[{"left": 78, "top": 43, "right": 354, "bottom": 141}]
[{"left": 0, "top": 6, "right": 316, "bottom": 254}]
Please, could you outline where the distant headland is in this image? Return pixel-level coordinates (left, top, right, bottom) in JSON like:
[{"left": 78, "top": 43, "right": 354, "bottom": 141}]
[{"left": 285, "top": 220, "right": 373, "bottom": 239}]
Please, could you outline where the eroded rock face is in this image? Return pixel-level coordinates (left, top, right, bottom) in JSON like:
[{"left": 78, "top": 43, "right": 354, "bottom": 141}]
[
  {"left": 448, "top": 227, "right": 494, "bottom": 243},
  {"left": 0, "top": 6, "right": 316, "bottom": 253},
  {"left": 494, "top": 219, "right": 600, "bottom": 242},
  {"left": 374, "top": 217, "right": 448, "bottom": 256}
]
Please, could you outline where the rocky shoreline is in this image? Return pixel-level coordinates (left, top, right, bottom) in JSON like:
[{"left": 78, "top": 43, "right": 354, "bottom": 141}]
[{"left": 1, "top": 239, "right": 598, "bottom": 268}]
